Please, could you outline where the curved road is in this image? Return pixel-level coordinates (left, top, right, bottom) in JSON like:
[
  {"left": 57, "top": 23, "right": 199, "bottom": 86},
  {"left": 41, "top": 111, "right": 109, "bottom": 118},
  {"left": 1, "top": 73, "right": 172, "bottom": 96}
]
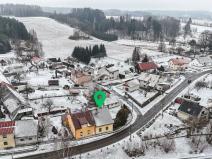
[{"left": 16, "top": 70, "right": 212, "bottom": 159}]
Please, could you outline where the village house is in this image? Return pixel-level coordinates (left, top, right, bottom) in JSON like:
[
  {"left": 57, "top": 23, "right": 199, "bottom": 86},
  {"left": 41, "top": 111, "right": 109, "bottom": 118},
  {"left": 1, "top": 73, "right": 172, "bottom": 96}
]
[
  {"left": 15, "top": 120, "right": 38, "bottom": 146},
  {"left": 95, "top": 67, "right": 111, "bottom": 81},
  {"left": 0, "top": 121, "right": 15, "bottom": 149},
  {"left": 136, "top": 62, "right": 158, "bottom": 73},
  {"left": 124, "top": 79, "right": 140, "bottom": 92},
  {"left": 177, "top": 100, "right": 209, "bottom": 123},
  {"left": 191, "top": 56, "right": 212, "bottom": 67},
  {"left": 169, "top": 57, "right": 190, "bottom": 71},
  {"left": 104, "top": 97, "right": 122, "bottom": 108},
  {"left": 71, "top": 70, "right": 92, "bottom": 86},
  {"left": 138, "top": 73, "right": 161, "bottom": 89},
  {"left": 91, "top": 108, "right": 114, "bottom": 135},
  {"left": 64, "top": 110, "right": 95, "bottom": 139},
  {"left": 1, "top": 84, "right": 33, "bottom": 120},
  {"left": 3, "top": 64, "right": 26, "bottom": 75},
  {"left": 106, "top": 67, "right": 119, "bottom": 80}
]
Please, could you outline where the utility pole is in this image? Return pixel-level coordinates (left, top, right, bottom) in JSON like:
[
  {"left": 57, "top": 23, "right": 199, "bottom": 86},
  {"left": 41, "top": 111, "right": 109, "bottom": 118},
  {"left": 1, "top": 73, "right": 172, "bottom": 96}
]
[{"left": 129, "top": 99, "right": 134, "bottom": 142}]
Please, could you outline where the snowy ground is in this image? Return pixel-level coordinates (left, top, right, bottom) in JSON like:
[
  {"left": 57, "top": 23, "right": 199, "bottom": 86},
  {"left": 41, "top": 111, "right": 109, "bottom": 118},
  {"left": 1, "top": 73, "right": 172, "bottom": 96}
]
[{"left": 15, "top": 17, "right": 134, "bottom": 60}]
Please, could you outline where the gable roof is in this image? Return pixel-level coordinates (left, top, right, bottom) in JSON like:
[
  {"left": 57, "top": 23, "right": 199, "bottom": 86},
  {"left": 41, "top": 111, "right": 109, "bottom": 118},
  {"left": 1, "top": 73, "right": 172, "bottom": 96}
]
[
  {"left": 15, "top": 120, "right": 38, "bottom": 138},
  {"left": 0, "top": 121, "right": 15, "bottom": 128},
  {"left": 0, "top": 127, "right": 14, "bottom": 135},
  {"left": 137, "top": 62, "right": 157, "bottom": 71},
  {"left": 71, "top": 110, "right": 95, "bottom": 129},
  {"left": 169, "top": 58, "right": 190, "bottom": 66},
  {"left": 91, "top": 108, "right": 114, "bottom": 127},
  {"left": 178, "top": 100, "right": 203, "bottom": 117},
  {"left": 125, "top": 79, "right": 140, "bottom": 87}
]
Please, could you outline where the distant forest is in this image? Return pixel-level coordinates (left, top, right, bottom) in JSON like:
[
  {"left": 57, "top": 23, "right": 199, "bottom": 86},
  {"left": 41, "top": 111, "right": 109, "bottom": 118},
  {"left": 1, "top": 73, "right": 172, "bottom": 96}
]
[
  {"left": 0, "top": 4, "right": 45, "bottom": 17},
  {"left": 0, "top": 4, "right": 181, "bottom": 42},
  {"left": 0, "top": 16, "right": 30, "bottom": 54},
  {"left": 50, "top": 8, "right": 180, "bottom": 42}
]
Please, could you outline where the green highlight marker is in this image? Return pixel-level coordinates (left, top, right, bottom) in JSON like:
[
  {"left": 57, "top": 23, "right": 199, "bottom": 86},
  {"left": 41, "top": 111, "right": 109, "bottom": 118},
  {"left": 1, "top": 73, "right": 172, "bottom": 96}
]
[{"left": 93, "top": 91, "right": 106, "bottom": 108}]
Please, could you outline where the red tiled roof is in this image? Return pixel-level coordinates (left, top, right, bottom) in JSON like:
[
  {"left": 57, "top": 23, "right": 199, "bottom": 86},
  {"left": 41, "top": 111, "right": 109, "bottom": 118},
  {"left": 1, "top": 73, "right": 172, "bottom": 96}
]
[
  {"left": 0, "top": 128, "right": 14, "bottom": 135},
  {"left": 137, "top": 62, "right": 158, "bottom": 71},
  {"left": 71, "top": 111, "right": 95, "bottom": 129},
  {"left": 0, "top": 121, "right": 15, "bottom": 128}
]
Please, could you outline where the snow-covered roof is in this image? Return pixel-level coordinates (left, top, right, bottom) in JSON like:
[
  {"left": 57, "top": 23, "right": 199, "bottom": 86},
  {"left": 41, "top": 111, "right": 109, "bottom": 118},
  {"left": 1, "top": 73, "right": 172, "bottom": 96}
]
[
  {"left": 126, "top": 79, "right": 140, "bottom": 87},
  {"left": 197, "top": 56, "right": 212, "bottom": 65},
  {"left": 15, "top": 120, "right": 38, "bottom": 138},
  {"left": 91, "top": 108, "right": 114, "bottom": 127},
  {"left": 6, "top": 85, "right": 26, "bottom": 105},
  {"left": 104, "top": 97, "right": 120, "bottom": 106},
  {"left": 106, "top": 67, "right": 119, "bottom": 73},
  {"left": 0, "top": 71, "right": 9, "bottom": 84}
]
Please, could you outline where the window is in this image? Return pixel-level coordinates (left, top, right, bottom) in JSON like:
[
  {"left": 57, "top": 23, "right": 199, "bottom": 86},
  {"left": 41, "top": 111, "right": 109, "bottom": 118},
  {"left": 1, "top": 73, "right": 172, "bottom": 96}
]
[
  {"left": 3, "top": 134, "right": 7, "bottom": 138},
  {"left": 99, "top": 128, "right": 102, "bottom": 132},
  {"left": 4, "top": 142, "right": 8, "bottom": 146},
  {"left": 20, "top": 139, "right": 25, "bottom": 141},
  {"left": 106, "top": 127, "right": 109, "bottom": 131}
]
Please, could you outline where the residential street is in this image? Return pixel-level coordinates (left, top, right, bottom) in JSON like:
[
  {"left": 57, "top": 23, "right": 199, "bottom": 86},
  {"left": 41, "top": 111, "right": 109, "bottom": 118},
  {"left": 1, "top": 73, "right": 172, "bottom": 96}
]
[{"left": 15, "top": 69, "right": 212, "bottom": 159}]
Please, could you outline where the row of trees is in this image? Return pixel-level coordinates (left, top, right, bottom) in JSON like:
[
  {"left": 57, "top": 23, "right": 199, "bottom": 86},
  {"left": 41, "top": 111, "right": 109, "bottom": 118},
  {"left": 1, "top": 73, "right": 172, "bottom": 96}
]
[
  {"left": 72, "top": 44, "right": 107, "bottom": 64},
  {"left": 50, "top": 8, "right": 180, "bottom": 41},
  {"left": 0, "top": 4, "right": 44, "bottom": 17},
  {"left": 0, "top": 16, "right": 30, "bottom": 54}
]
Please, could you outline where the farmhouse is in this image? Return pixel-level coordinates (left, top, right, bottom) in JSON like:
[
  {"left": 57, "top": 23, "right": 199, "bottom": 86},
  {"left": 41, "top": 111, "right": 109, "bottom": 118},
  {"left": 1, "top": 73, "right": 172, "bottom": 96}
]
[
  {"left": 15, "top": 120, "right": 38, "bottom": 146},
  {"left": 1, "top": 85, "right": 33, "bottom": 120},
  {"left": 136, "top": 62, "right": 158, "bottom": 72},
  {"left": 124, "top": 79, "right": 140, "bottom": 92},
  {"left": 177, "top": 100, "right": 209, "bottom": 123},
  {"left": 169, "top": 57, "right": 190, "bottom": 71},
  {"left": 91, "top": 108, "right": 114, "bottom": 135},
  {"left": 0, "top": 121, "right": 15, "bottom": 149},
  {"left": 71, "top": 70, "right": 92, "bottom": 86},
  {"left": 64, "top": 110, "right": 95, "bottom": 139}
]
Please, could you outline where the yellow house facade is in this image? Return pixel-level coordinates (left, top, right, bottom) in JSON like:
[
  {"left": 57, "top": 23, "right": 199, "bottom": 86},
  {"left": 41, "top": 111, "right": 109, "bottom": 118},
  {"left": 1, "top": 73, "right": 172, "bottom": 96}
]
[
  {"left": 91, "top": 108, "right": 114, "bottom": 135},
  {"left": 64, "top": 111, "right": 96, "bottom": 140},
  {"left": 0, "top": 128, "right": 15, "bottom": 149},
  {"left": 95, "top": 124, "right": 113, "bottom": 135}
]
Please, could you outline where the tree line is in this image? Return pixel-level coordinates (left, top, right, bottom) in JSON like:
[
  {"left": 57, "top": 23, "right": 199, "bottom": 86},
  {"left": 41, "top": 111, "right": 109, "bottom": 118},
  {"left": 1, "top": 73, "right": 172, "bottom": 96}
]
[
  {"left": 50, "top": 8, "right": 180, "bottom": 41},
  {"left": 0, "top": 16, "right": 30, "bottom": 54},
  {"left": 0, "top": 4, "right": 45, "bottom": 17},
  {"left": 0, "top": 5, "right": 181, "bottom": 42},
  {"left": 72, "top": 44, "right": 107, "bottom": 64}
]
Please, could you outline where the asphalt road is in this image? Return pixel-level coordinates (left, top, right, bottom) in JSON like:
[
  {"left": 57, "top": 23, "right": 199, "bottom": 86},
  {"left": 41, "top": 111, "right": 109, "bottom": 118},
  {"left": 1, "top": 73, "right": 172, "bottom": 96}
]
[{"left": 15, "top": 70, "right": 212, "bottom": 159}]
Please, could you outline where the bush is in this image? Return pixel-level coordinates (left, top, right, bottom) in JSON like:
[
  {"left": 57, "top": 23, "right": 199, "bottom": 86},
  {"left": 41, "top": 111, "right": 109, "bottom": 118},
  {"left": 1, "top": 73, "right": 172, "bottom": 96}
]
[
  {"left": 91, "top": 31, "right": 118, "bottom": 41},
  {"left": 195, "top": 81, "right": 208, "bottom": 90},
  {"left": 114, "top": 105, "right": 130, "bottom": 129}
]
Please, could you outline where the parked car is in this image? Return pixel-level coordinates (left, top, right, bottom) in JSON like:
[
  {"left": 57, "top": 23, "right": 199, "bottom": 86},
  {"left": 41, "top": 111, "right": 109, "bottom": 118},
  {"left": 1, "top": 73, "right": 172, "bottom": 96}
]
[{"left": 175, "top": 97, "right": 184, "bottom": 104}]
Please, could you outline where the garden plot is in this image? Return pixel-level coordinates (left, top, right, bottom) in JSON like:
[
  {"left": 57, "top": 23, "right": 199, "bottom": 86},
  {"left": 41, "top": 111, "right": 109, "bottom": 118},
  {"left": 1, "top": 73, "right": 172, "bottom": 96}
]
[{"left": 30, "top": 94, "right": 87, "bottom": 115}]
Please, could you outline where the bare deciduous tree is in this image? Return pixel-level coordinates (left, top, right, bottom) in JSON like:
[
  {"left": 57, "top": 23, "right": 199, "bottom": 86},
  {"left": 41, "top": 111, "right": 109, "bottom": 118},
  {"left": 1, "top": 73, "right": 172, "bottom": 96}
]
[
  {"left": 43, "top": 99, "right": 54, "bottom": 114},
  {"left": 159, "top": 138, "right": 176, "bottom": 153}
]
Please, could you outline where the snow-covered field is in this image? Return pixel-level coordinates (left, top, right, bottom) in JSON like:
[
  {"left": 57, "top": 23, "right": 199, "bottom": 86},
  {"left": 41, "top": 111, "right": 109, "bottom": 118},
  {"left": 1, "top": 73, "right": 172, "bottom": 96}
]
[{"left": 15, "top": 17, "right": 134, "bottom": 60}]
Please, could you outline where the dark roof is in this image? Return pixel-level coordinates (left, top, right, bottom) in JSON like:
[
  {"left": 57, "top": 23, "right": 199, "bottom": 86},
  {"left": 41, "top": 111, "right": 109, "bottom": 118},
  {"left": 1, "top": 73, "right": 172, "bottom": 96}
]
[
  {"left": 71, "top": 110, "right": 95, "bottom": 129},
  {"left": 137, "top": 62, "right": 157, "bottom": 71},
  {"left": 178, "top": 100, "right": 203, "bottom": 117}
]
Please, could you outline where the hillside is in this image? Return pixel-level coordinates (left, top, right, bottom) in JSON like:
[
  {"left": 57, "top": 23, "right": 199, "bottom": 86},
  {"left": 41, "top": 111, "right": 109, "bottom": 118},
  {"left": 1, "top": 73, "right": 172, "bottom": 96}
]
[
  {"left": 0, "top": 16, "right": 30, "bottom": 54},
  {"left": 16, "top": 17, "right": 134, "bottom": 59}
]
